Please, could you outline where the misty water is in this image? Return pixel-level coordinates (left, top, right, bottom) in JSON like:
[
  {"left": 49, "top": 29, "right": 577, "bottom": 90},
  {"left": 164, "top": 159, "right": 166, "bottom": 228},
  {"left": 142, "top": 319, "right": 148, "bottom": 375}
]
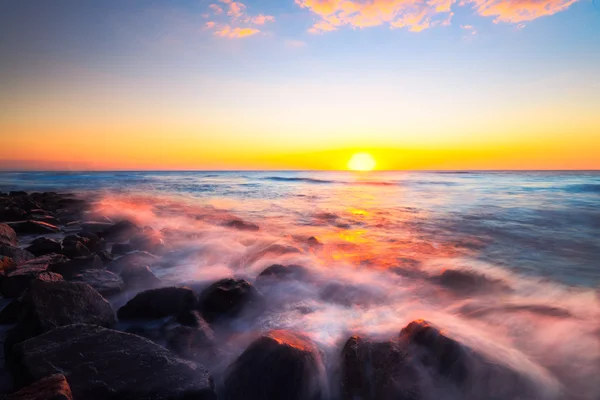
[{"left": 1, "top": 171, "right": 599, "bottom": 399}]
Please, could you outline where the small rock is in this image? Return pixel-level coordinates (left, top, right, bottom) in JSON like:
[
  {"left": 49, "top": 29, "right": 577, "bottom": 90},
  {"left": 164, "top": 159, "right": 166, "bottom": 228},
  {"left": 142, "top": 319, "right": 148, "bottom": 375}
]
[
  {"left": 7, "top": 221, "right": 60, "bottom": 235},
  {"left": 0, "top": 223, "right": 18, "bottom": 246},
  {"left": 94, "top": 250, "right": 115, "bottom": 265},
  {"left": 120, "top": 264, "right": 162, "bottom": 289},
  {"left": 0, "top": 373, "right": 72, "bottom": 400},
  {"left": 61, "top": 235, "right": 92, "bottom": 258},
  {"left": 257, "top": 264, "right": 309, "bottom": 281},
  {"left": 25, "top": 237, "right": 62, "bottom": 257},
  {"left": 198, "top": 278, "right": 264, "bottom": 323},
  {"left": 0, "top": 256, "right": 17, "bottom": 275},
  {"left": 224, "top": 219, "right": 259, "bottom": 231},
  {"left": 70, "top": 269, "right": 124, "bottom": 296},
  {"left": 118, "top": 286, "right": 197, "bottom": 320},
  {"left": 0, "top": 244, "right": 34, "bottom": 264},
  {"left": 223, "top": 330, "right": 327, "bottom": 400},
  {"left": 307, "top": 236, "right": 323, "bottom": 247},
  {"left": 48, "top": 255, "right": 103, "bottom": 279}
]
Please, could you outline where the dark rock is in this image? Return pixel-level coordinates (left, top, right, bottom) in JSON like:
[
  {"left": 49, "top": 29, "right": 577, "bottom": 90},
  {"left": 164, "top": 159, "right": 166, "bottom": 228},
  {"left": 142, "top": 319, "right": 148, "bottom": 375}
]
[
  {"left": 79, "top": 221, "right": 113, "bottom": 233},
  {"left": 257, "top": 264, "right": 309, "bottom": 281},
  {"left": 0, "top": 207, "right": 27, "bottom": 222},
  {"left": 25, "top": 237, "right": 62, "bottom": 257},
  {"left": 224, "top": 219, "right": 259, "bottom": 231},
  {"left": 0, "top": 374, "right": 72, "bottom": 400},
  {"left": 75, "top": 231, "right": 105, "bottom": 251},
  {"left": 70, "top": 269, "right": 124, "bottom": 296},
  {"left": 341, "top": 335, "right": 418, "bottom": 400},
  {"left": 0, "top": 256, "right": 17, "bottom": 275},
  {"left": 0, "top": 245, "right": 34, "bottom": 264},
  {"left": 120, "top": 263, "right": 161, "bottom": 289},
  {"left": 320, "top": 282, "right": 385, "bottom": 307},
  {"left": 48, "top": 255, "right": 103, "bottom": 279},
  {"left": 8, "top": 191, "right": 27, "bottom": 197},
  {"left": 176, "top": 310, "right": 207, "bottom": 328},
  {"left": 61, "top": 235, "right": 91, "bottom": 258},
  {"left": 0, "top": 223, "right": 18, "bottom": 246},
  {"left": 118, "top": 286, "right": 197, "bottom": 320},
  {"left": 7, "top": 221, "right": 60, "bottom": 235},
  {"left": 111, "top": 243, "right": 133, "bottom": 255},
  {"left": 167, "top": 324, "right": 214, "bottom": 361},
  {"left": 106, "top": 251, "right": 159, "bottom": 274},
  {"left": 431, "top": 269, "right": 511, "bottom": 295},
  {"left": 12, "top": 324, "right": 216, "bottom": 400},
  {"left": 0, "top": 300, "right": 25, "bottom": 324},
  {"left": 197, "top": 278, "right": 264, "bottom": 323},
  {"left": 102, "top": 220, "right": 141, "bottom": 242},
  {"left": 223, "top": 330, "right": 326, "bottom": 400},
  {"left": 1, "top": 265, "right": 63, "bottom": 298},
  {"left": 20, "top": 253, "right": 68, "bottom": 267},
  {"left": 307, "top": 236, "right": 323, "bottom": 247}
]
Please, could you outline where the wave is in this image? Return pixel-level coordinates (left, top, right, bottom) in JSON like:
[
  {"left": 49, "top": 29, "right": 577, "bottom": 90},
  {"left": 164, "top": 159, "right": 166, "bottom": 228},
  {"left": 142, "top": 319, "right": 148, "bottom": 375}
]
[
  {"left": 263, "top": 176, "right": 333, "bottom": 184},
  {"left": 565, "top": 183, "right": 600, "bottom": 193}
]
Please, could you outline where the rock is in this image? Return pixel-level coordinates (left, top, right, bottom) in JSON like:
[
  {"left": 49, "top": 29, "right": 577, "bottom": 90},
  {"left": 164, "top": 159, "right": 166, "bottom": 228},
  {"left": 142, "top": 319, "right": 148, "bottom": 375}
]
[
  {"left": 257, "top": 264, "right": 309, "bottom": 281},
  {"left": 75, "top": 231, "right": 105, "bottom": 251},
  {"left": 106, "top": 251, "right": 159, "bottom": 274},
  {"left": 120, "top": 264, "right": 162, "bottom": 289},
  {"left": 118, "top": 286, "right": 197, "bottom": 320},
  {"left": 320, "top": 282, "right": 385, "bottom": 307},
  {"left": 11, "top": 324, "right": 216, "bottom": 400},
  {"left": 0, "top": 264, "right": 63, "bottom": 298},
  {"left": 224, "top": 219, "right": 259, "bottom": 232},
  {"left": 176, "top": 310, "right": 207, "bottom": 328},
  {"left": 48, "top": 255, "right": 103, "bottom": 279},
  {"left": 0, "top": 223, "right": 18, "bottom": 246},
  {"left": 0, "top": 374, "right": 72, "bottom": 400},
  {"left": 0, "top": 300, "right": 25, "bottom": 324},
  {"left": 70, "top": 269, "right": 124, "bottom": 296},
  {"left": 8, "top": 191, "right": 27, "bottom": 197},
  {"left": 0, "top": 245, "right": 34, "bottom": 264},
  {"left": 223, "top": 330, "right": 327, "bottom": 400},
  {"left": 102, "top": 220, "right": 141, "bottom": 242},
  {"left": 307, "top": 236, "right": 323, "bottom": 247},
  {"left": 25, "top": 237, "right": 62, "bottom": 257},
  {"left": 7, "top": 221, "right": 60, "bottom": 235},
  {"left": 0, "top": 256, "right": 17, "bottom": 275},
  {"left": 61, "top": 235, "right": 92, "bottom": 258},
  {"left": 79, "top": 221, "right": 113, "bottom": 233},
  {"left": 167, "top": 324, "right": 214, "bottom": 361},
  {"left": 341, "top": 335, "right": 418, "bottom": 400},
  {"left": 0, "top": 207, "right": 27, "bottom": 222},
  {"left": 111, "top": 243, "right": 133, "bottom": 255},
  {"left": 94, "top": 250, "right": 115, "bottom": 265},
  {"left": 430, "top": 269, "right": 511, "bottom": 295},
  {"left": 197, "top": 278, "right": 264, "bottom": 323}
]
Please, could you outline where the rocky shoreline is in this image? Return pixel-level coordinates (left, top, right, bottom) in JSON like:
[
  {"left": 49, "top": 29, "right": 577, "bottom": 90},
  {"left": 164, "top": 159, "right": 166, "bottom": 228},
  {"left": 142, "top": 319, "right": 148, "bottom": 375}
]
[{"left": 0, "top": 191, "right": 555, "bottom": 399}]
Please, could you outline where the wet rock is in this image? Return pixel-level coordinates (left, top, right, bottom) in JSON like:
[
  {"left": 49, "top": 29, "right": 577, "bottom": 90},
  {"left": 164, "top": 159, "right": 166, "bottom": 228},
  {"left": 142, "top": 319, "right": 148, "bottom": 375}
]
[
  {"left": 197, "top": 278, "right": 264, "bottom": 323},
  {"left": 120, "top": 263, "right": 162, "bottom": 289},
  {"left": 106, "top": 251, "right": 159, "bottom": 274},
  {"left": 25, "top": 237, "right": 62, "bottom": 257},
  {"left": 118, "top": 286, "right": 197, "bottom": 320},
  {"left": 94, "top": 250, "right": 115, "bottom": 265},
  {"left": 431, "top": 269, "right": 511, "bottom": 295},
  {"left": 0, "top": 223, "right": 18, "bottom": 246},
  {"left": 341, "top": 335, "right": 418, "bottom": 400},
  {"left": 111, "top": 243, "right": 133, "bottom": 255},
  {"left": 7, "top": 221, "right": 60, "bottom": 235},
  {"left": 70, "top": 269, "right": 124, "bottom": 296},
  {"left": 176, "top": 309, "right": 207, "bottom": 328},
  {"left": 167, "top": 321, "right": 214, "bottom": 361},
  {"left": 307, "top": 236, "right": 323, "bottom": 247},
  {"left": 130, "top": 228, "right": 167, "bottom": 254},
  {"left": 102, "top": 220, "right": 141, "bottom": 242},
  {"left": 0, "top": 300, "right": 25, "bottom": 324},
  {"left": 224, "top": 219, "right": 260, "bottom": 232},
  {"left": 0, "top": 256, "right": 17, "bottom": 275},
  {"left": 223, "top": 330, "right": 327, "bottom": 400},
  {"left": 75, "top": 231, "right": 105, "bottom": 251},
  {"left": 320, "top": 282, "right": 385, "bottom": 307},
  {"left": 1, "top": 264, "right": 63, "bottom": 298},
  {"left": 8, "top": 191, "right": 27, "bottom": 198},
  {"left": 48, "top": 255, "right": 103, "bottom": 279},
  {"left": 257, "top": 264, "right": 309, "bottom": 281},
  {"left": 0, "top": 207, "right": 27, "bottom": 223},
  {"left": 79, "top": 221, "right": 113, "bottom": 233},
  {"left": 61, "top": 235, "right": 92, "bottom": 258},
  {"left": 0, "top": 374, "right": 72, "bottom": 400},
  {"left": 0, "top": 245, "right": 34, "bottom": 264},
  {"left": 11, "top": 324, "right": 216, "bottom": 400}
]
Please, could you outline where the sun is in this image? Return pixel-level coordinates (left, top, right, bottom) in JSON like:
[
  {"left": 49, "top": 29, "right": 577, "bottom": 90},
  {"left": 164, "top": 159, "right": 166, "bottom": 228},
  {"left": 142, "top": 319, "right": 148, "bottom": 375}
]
[{"left": 347, "top": 153, "right": 376, "bottom": 171}]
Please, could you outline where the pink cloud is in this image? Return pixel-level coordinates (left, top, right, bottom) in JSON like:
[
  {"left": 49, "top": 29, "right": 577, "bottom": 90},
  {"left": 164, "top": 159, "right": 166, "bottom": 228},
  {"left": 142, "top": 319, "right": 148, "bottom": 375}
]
[
  {"left": 214, "top": 26, "right": 260, "bottom": 38},
  {"left": 296, "top": 0, "right": 578, "bottom": 33},
  {"left": 251, "top": 15, "right": 276, "bottom": 25},
  {"left": 205, "top": 1, "right": 274, "bottom": 39},
  {"left": 209, "top": 4, "right": 223, "bottom": 14}
]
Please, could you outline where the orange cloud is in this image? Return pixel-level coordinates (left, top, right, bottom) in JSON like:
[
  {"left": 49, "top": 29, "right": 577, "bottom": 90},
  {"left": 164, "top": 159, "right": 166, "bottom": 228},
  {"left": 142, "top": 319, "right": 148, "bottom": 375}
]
[
  {"left": 214, "top": 26, "right": 260, "bottom": 38},
  {"left": 296, "top": 0, "right": 578, "bottom": 33}
]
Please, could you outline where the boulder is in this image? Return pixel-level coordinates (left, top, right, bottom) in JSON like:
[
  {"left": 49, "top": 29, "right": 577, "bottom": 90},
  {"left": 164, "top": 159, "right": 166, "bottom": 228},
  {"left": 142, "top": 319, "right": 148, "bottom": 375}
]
[
  {"left": 167, "top": 322, "right": 214, "bottom": 361},
  {"left": 106, "top": 251, "right": 159, "bottom": 274},
  {"left": 11, "top": 324, "right": 216, "bottom": 400},
  {"left": 223, "top": 330, "right": 327, "bottom": 400},
  {"left": 61, "top": 235, "right": 91, "bottom": 258},
  {"left": 79, "top": 221, "right": 113, "bottom": 233},
  {"left": 130, "top": 232, "right": 166, "bottom": 254},
  {"left": 0, "top": 374, "right": 72, "bottom": 400},
  {"left": 75, "top": 231, "right": 105, "bottom": 251},
  {"left": 307, "top": 236, "right": 323, "bottom": 247},
  {"left": 111, "top": 243, "right": 133, "bottom": 255},
  {"left": 1, "top": 264, "right": 63, "bottom": 298},
  {"left": 25, "top": 237, "right": 62, "bottom": 257},
  {"left": 0, "top": 223, "right": 18, "bottom": 246},
  {"left": 197, "top": 278, "right": 264, "bottom": 323},
  {"left": 0, "top": 245, "right": 34, "bottom": 264},
  {"left": 94, "top": 250, "right": 115, "bottom": 265},
  {"left": 430, "top": 269, "right": 511, "bottom": 296},
  {"left": 118, "top": 286, "right": 197, "bottom": 320},
  {"left": 7, "top": 221, "right": 60, "bottom": 235},
  {"left": 0, "top": 207, "right": 27, "bottom": 222},
  {"left": 120, "top": 264, "right": 162, "bottom": 289},
  {"left": 102, "top": 220, "right": 141, "bottom": 242},
  {"left": 48, "top": 255, "right": 103, "bottom": 279},
  {"left": 224, "top": 219, "right": 259, "bottom": 232},
  {"left": 70, "top": 269, "right": 124, "bottom": 296},
  {"left": 257, "top": 264, "right": 309, "bottom": 281},
  {"left": 0, "top": 256, "right": 17, "bottom": 275}
]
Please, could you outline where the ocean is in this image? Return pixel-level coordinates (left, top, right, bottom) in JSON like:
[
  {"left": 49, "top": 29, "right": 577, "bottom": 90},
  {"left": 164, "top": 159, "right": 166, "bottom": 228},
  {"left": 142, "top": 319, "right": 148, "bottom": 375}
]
[{"left": 1, "top": 170, "right": 599, "bottom": 399}]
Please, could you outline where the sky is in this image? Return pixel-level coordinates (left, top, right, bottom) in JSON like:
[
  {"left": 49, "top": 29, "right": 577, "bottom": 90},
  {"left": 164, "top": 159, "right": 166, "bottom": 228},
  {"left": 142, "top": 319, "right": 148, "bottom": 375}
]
[{"left": 0, "top": 0, "right": 599, "bottom": 170}]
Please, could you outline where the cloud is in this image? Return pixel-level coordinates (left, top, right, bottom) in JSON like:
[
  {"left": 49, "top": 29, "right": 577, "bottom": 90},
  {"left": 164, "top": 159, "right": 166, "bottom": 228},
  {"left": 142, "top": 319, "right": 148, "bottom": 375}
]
[
  {"left": 205, "top": 1, "right": 275, "bottom": 38},
  {"left": 295, "top": 0, "right": 578, "bottom": 33},
  {"left": 461, "top": 24, "right": 477, "bottom": 35}
]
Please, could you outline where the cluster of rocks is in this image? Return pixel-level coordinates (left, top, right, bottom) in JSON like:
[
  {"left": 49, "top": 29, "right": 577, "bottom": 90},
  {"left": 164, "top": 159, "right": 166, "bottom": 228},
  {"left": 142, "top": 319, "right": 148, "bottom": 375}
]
[{"left": 0, "top": 191, "right": 534, "bottom": 400}]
